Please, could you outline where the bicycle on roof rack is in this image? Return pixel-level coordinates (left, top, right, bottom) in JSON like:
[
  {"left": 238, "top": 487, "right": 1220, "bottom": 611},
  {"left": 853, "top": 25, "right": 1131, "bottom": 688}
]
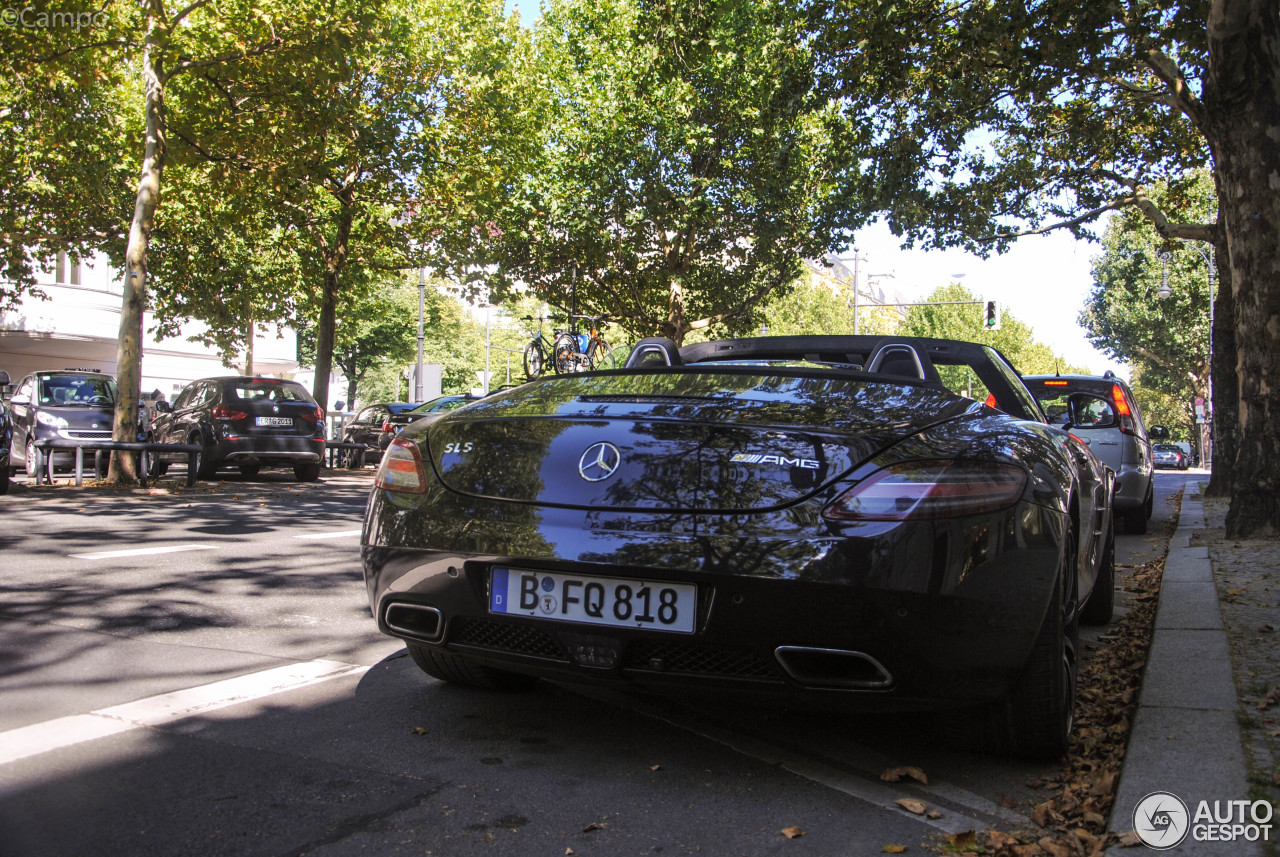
[
  {"left": 521, "top": 315, "right": 565, "bottom": 380},
  {"left": 554, "top": 315, "right": 623, "bottom": 373}
]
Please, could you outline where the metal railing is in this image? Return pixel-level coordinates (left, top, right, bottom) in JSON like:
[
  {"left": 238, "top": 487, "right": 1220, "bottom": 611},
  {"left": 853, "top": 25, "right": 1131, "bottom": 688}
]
[{"left": 32, "top": 439, "right": 201, "bottom": 488}]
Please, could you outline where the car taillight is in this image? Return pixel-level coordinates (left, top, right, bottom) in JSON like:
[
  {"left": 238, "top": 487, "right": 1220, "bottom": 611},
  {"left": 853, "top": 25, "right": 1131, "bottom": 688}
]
[
  {"left": 1111, "top": 384, "right": 1136, "bottom": 435},
  {"left": 212, "top": 404, "right": 248, "bottom": 420},
  {"left": 375, "top": 438, "right": 427, "bottom": 493},
  {"left": 300, "top": 406, "right": 324, "bottom": 424},
  {"left": 381, "top": 421, "right": 393, "bottom": 432},
  {"left": 823, "top": 460, "right": 1028, "bottom": 521},
  {"left": 984, "top": 393, "right": 998, "bottom": 409}
]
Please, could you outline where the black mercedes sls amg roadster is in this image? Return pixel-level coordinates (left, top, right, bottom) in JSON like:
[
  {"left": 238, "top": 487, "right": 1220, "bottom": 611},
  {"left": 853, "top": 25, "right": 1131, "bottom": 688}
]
[{"left": 362, "top": 335, "right": 1116, "bottom": 758}]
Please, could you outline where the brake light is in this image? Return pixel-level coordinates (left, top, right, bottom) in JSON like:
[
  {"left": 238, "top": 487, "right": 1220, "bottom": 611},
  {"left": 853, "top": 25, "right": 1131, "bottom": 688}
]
[
  {"left": 1043, "top": 380, "right": 1069, "bottom": 386},
  {"left": 823, "top": 460, "right": 1027, "bottom": 521},
  {"left": 984, "top": 393, "right": 998, "bottom": 409},
  {"left": 382, "top": 421, "right": 393, "bottom": 433},
  {"left": 375, "top": 438, "right": 427, "bottom": 493},
  {"left": 212, "top": 404, "right": 248, "bottom": 420},
  {"left": 1111, "top": 384, "right": 1136, "bottom": 435},
  {"left": 299, "top": 406, "right": 324, "bottom": 424}
]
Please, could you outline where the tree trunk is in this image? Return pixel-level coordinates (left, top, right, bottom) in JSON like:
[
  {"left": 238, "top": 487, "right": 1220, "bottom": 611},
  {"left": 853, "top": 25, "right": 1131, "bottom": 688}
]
[
  {"left": 311, "top": 204, "right": 353, "bottom": 412},
  {"left": 1205, "top": 237, "right": 1235, "bottom": 496},
  {"left": 1205, "top": 0, "right": 1280, "bottom": 535},
  {"left": 109, "top": 9, "right": 166, "bottom": 485}
]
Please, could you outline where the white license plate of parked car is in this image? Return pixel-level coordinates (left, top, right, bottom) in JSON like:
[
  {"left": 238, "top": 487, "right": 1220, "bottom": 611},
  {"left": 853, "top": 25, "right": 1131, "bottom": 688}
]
[
  {"left": 489, "top": 568, "right": 696, "bottom": 633},
  {"left": 255, "top": 416, "right": 293, "bottom": 426}
]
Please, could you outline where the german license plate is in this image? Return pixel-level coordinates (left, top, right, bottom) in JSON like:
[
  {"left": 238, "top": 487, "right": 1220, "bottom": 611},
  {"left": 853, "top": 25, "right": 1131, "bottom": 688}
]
[
  {"left": 255, "top": 416, "right": 293, "bottom": 426},
  {"left": 489, "top": 568, "right": 695, "bottom": 633}
]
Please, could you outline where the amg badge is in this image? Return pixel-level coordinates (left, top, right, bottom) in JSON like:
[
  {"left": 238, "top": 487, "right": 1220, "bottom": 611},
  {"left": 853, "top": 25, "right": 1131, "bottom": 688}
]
[{"left": 731, "top": 453, "right": 820, "bottom": 470}]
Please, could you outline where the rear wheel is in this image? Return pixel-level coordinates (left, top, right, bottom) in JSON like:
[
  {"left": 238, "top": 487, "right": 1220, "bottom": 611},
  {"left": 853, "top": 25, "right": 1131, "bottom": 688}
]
[
  {"left": 553, "top": 333, "right": 579, "bottom": 374},
  {"left": 294, "top": 461, "right": 321, "bottom": 482},
  {"left": 959, "top": 517, "right": 1078, "bottom": 759},
  {"left": 406, "top": 643, "right": 538, "bottom": 691},
  {"left": 1080, "top": 519, "right": 1115, "bottom": 626},
  {"left": 1124, "top": 482, "right": 1152, "bottom": 534}
]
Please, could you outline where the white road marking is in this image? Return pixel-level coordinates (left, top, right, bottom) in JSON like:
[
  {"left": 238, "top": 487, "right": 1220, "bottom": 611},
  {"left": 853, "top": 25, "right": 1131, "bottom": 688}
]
[
  {"left": 69, "top": 544, "right": 218, "bottom": 559},
  {"left": 0, "top": 659, "right": 367, "bottom": 766},
  {"left": 293, "top": 530, "right": 363, "bottom": 540}
]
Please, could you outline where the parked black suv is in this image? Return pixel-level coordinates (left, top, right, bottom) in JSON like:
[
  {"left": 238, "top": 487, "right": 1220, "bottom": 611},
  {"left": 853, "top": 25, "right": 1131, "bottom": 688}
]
[
  {"left": 150, "top": 376, "right": 326, "bottom": 481},
  {"left": 7, "top": 369, "right": 146, "bottom": 479}
]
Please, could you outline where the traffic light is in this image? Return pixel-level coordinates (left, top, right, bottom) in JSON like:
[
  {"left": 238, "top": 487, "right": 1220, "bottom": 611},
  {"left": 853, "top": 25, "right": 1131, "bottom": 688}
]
[{"left": 984, "top": 300, "right": 1001, "bottom": 331}]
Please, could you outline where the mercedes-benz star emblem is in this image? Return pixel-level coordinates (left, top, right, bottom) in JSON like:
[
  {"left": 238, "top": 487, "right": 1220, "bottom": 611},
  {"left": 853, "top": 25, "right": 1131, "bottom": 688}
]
[{"left": 578, "top": 442, "right": 621, "bottom": 482}]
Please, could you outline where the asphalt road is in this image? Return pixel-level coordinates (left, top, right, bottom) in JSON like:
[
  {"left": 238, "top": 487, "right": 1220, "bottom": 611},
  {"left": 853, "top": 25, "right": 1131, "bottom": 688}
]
[{"left": 0, "top": 468, "right": 1194, "bottom": 857}]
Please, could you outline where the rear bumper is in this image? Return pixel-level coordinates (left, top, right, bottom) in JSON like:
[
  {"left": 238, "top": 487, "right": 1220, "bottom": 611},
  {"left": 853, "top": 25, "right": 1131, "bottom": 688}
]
[
  {"left": 211, "top": 437, "right": 324, "bottom": 466},
  {"left": 361, "top": 494, "right": 1067, "bottom": 710},
  {"left": 1112, "top": 462, "right": 1151, "bottom": 509}
]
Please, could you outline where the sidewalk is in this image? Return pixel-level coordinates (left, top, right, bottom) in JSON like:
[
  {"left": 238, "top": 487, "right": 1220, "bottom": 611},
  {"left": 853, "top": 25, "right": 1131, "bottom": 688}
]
[{"left": 1108, "top": 482, "right": 1274, "bottom": 855}]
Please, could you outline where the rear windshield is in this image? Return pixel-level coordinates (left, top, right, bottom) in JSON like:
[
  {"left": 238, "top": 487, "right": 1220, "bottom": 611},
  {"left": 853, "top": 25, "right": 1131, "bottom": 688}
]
[
  {"left": 38, "top": 374, "right": 116, "bottom": 406},
  {"left": 225, "top": 381, "right": 313, "bottom": 403}
]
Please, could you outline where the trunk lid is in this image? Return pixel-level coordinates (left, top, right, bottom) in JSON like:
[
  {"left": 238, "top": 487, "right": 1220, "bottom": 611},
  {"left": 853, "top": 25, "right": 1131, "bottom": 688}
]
[{"left": 414, "top": 371, "right": 980, "bottom": 513}]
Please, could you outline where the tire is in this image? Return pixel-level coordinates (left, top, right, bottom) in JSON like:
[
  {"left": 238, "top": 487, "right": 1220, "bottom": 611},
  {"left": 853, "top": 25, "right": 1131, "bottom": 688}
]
[
  {"left": 0, "top": 464, "right": 9, "bottom": 495},
  {"left": 192, "top": 435, "right": 217, "bottom": 480},
  {"left": 553, "top": 333, "right": 579, "bottom": 374},
  {"left": 238, "top": 463, "right": 261, "bottom": 478},
  {"left": 960, "top": 516, "right": 1078, "bottom": 759},
  {"left": 1080, "top": 518, "right": 1115, "bottom": 626},
  {"left": 523, "top": 341, "right": 545, "bottom": 380},
  {"left": 589, "top": 340, "right": 616, "bottom": 370},
  {"left": 344, "top": 448, "right": 365, "bottom": 470},
  {"left": 294, "top": 461, "right": 321, "bottom": 482},
  {"left": 406, "top": 643, "right": 538, "bottom": 691},
  {"left": 143, "top": 441, "right": 169, "bottom": 478},
  {"left": 1123, "top": 481, "right": 1152, "bottom": 534},
  {"left": 25, "top": 437, "right": 38, "bottom": 478}
]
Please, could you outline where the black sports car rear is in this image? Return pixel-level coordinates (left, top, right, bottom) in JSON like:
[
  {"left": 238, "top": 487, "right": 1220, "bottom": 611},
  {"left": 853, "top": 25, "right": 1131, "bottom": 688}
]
[{"left": 362, "top": 335, "right": 1115, "bottom": 757}]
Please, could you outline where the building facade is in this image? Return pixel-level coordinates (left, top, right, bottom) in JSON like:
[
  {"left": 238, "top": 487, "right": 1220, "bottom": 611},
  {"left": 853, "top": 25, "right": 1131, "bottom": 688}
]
[{"left": 0, "top": 252, "right": 300, "bottom": 399}]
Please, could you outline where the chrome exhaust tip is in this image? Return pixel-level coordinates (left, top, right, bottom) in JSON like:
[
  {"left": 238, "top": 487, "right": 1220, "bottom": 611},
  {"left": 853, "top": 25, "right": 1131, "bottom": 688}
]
[
  {"left": 384, "top": 603, "right": 444, "bottom": 642},
  {"left": 774, "top": 646, "right": 893, "bottom": 689}
]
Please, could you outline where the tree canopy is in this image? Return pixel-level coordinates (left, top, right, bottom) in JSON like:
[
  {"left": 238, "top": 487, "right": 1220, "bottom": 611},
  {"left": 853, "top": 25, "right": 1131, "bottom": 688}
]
[{"left": 480, "top": 0, "right": 848, "bottom": 344}]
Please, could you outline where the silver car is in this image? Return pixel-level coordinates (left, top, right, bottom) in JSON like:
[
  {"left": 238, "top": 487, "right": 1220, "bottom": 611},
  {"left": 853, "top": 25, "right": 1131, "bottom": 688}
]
[{"left": 1023, "top": 372, "right": 1156, "bottom": 534}]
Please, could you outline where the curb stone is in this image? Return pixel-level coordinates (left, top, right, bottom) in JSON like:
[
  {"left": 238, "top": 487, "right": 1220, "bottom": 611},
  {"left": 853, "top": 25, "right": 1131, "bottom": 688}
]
[{"left": 1107, "top": 482, "right": 1262, "bottom": 856}]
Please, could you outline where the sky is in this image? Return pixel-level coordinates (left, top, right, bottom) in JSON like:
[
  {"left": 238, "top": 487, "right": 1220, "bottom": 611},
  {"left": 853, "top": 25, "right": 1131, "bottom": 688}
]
[{"left": 844, "top": 222, "right": 1127, "bottom": 377}]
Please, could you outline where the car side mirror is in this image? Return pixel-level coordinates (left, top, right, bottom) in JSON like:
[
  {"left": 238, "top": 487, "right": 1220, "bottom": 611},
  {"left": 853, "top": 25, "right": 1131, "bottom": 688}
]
[
  {"left": 10, "top": 394, "right": 30, "bottom": 405},
  {"left": 1149, "top": 424, "right": 1170, "bottom": 439},
  {"left": 155, "top": 400, "right": 172, "bottom": 413}
]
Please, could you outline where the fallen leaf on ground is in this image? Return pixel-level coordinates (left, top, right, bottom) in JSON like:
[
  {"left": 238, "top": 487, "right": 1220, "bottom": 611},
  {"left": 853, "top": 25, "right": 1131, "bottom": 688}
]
[
  {"left": 880, "top": 765, "right": 929, "bottom": 785},
  {"left": 895, "top": 798, "right": 927, "bottom": 815},
  {"left": 881, "top": 845, "right": 906, "bottom": 853},
  {"left": 781, "top": 826, "right": 805, "bottom": 839},
  {"left": 411, "top": 727, "right": 427, "bottom": 735},
  {"left": 942, "top": 830, "right": 978, "bottom": 852},
  {"left": 582, "top": 822, "right": 604, "bottom": 833}
]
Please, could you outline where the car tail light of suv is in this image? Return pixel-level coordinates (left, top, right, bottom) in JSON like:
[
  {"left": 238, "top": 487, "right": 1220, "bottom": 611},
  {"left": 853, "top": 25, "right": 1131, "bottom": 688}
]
[
  {"left": 1111, "top": 384, "right": 1137, "bottom": 435},
  {"left": 212, "top": 404, "right": 249, "bottom": 421}
]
